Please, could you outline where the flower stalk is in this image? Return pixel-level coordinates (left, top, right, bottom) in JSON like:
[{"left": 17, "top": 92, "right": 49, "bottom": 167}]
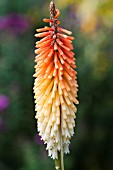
[
  {"left": 33, "top": 1, "right": 79, "bottom": 169},
  {"left": 55, "top": 152, "right": 61, "bottom": 170}
]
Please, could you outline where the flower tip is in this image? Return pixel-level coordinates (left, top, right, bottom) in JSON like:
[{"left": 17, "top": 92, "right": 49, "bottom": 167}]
[
  {"left": 50, "top": 1, "right": 55, "bottom": 11},
  {"left": 50, "top": 1, "right": 54, "bottom": 6},
  {"left": 34, "top": 33, "right": 38, "bottom": 37}
]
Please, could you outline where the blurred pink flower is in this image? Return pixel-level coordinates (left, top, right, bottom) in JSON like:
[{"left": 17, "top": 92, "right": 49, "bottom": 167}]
[
  {"left": 0, "top": 13, "right": 30, "bottom": 35},
  {"left": 63, "top": 4, "right": 80, "bottom": 29},
  {"left": 0, "top": 95, "right": 9, "bottom": 111}
]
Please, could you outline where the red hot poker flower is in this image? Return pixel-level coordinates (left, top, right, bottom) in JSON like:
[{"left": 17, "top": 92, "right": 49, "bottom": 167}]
[{"left": 33, "top": 1, "right": 79, "bottom": 159}]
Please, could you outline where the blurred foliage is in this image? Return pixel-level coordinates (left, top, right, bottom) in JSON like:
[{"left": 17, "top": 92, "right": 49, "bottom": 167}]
[{"left": 0, "top": 0, "right": 113, "bottom": 170}]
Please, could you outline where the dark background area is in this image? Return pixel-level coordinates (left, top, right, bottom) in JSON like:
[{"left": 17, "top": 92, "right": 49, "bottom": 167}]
[{"left": 0, "top": 0, "right": 113, "bottom": 170}]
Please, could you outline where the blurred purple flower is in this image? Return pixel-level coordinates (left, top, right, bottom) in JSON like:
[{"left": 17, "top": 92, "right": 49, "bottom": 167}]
[
  {"left": 0, "top": 117, "right": 5, "bottom": 131},
  {"left": 34, "top": 134, "right": 44, "bottom": 145},
  {"left": 0, "top": 13, "right": 30, "bottom": 34},
  {"left": 0, "top": 95, "right": 9, "bottom": 111},
  {"left": 63, "top": 4, "right": 80, "bottom": 29}
]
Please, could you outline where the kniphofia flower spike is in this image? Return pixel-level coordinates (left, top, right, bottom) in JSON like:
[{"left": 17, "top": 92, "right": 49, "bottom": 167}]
[{"left": 33, "top": 1, "right": 79, "bottom": 160}]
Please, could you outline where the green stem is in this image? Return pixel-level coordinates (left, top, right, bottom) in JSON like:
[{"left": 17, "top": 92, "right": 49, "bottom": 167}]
[
  {"left": 60, "top": 133, "right": 64, "bottom": 170},
  {"left": 55, "top": 105, "right": 64, "bottom": 170},
  {"left": 55, "top": 151, "right": 64, "bottom": 170},
  {"left": 55, "top": 152, "right": 61, "bottom": 170}
]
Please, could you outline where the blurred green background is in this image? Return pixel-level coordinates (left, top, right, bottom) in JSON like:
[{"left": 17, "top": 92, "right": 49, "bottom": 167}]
[{"left": 0, "top": 0, "right": 113, "bottom": 170}]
